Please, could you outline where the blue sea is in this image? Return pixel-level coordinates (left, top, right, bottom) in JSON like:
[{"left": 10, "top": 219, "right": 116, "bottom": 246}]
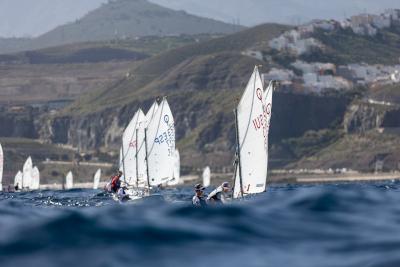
[{"left": 0, "top": 182, "right": 399, "bottom": 267}]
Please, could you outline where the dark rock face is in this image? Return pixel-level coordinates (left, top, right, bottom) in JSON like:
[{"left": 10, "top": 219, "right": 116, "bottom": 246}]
[
  {"left": 344, "top": 102, "right": 400, "bottom": 134},
  {"left": 0, "top": 107, "right": 38, "bottom": 138},
  {"left": 34, "top": 92, "right": 350, "bottom": 168}
]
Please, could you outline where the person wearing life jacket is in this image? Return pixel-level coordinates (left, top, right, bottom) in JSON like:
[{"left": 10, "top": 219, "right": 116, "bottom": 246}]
[
  {"left": 109, "top": 171, "right": 123, "bottom": 193},
  {"left": 192, "top": 183, "right": 207, "bottom": 207},
  {"left": 207, "top": 182, "right": 230, "bottom": 204}
]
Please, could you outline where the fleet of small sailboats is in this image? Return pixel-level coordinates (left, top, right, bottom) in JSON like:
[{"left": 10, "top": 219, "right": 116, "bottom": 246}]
[
  {"left": 119, "top": 97, "right": 176, "bottom": 197},
  {"left": 0, "top": 66, "right": 275, "bottom": 201}
]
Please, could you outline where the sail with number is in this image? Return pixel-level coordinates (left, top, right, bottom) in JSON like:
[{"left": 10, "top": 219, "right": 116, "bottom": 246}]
[
  {"left": 146, "top": 98, "right": 175, "bottom": 186},
  {"left": 65, "top": 171, "right": 74, "bottom": 190},
  {"left": 14, "top": 171, "right": 22, "bottom": 189},
  {"left": 202, "top": 166, "right": 211, "bottom": 187},
  {"left": 93, "top": 169, "right": 101, "bottom": 189},
  {"left": 31, "top": 166, "right": 40, "bottom": 190},
  {"left": 0, "top": 143, "right": 3, "bottom": 191},
  {"left": 233, "top": 66, "right": 268, "bottom": 198},
  {"left": 22, "top": 157, "right": 33, "bottom": 189},
  {"left": 121, "top": 109, "right": 146, "bottom": 186},
  {"left": 167, "top": 149, "right": 180, "bottom": 186}
]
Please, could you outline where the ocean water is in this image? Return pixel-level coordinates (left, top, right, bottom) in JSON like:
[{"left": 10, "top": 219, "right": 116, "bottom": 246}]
[{"left": 0, "top": 182, "right": 400, "bottom": 267}]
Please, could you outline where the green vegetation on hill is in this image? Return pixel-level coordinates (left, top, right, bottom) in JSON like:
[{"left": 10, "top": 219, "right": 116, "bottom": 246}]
[
  {"left": 66, "top": 23, "right": 291, "bottom": 114},
  {"left": 304, "top": 28, "right": 400, "bottom": 65}
]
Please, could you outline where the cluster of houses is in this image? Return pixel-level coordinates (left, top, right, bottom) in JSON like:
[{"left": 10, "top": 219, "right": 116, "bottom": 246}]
[
  {"left": 259, "top": 9, "right": 400, "bottom": 94},
  {"left": 269, "top": 9, "right": 400, "bottom": 56},
  {"left": 263, "top": 61, "right": 400, "bottom": 94}
]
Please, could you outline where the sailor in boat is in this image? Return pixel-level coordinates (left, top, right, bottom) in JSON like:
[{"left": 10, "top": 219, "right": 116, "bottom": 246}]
[
  {"left": 117, "top": 186, "right": 130, "bottom": 202},
  {"left": 105, "top": 170, "right": 123, "bottom": 193},
  {"left": 192, "top": 184, "right": 207, "bottom": 207},
  {"left": 207, "top": 182, "right": 230, "bottom": 204},
  {"left": 14, "top": 183, "right": 20, "bottom": 192}
]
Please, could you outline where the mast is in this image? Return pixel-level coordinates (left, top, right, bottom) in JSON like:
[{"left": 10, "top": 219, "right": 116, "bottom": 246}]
[
  {"left": 121, "top": 141, "right": 127, "bottom": 186},
  {"left": 234, "top": 108, "right": 244, "bottom": 198},
  {"left": 144, "top": 128, "right": 151, "bottom": 189},
  {"left": 135, "top": 128, "right": 139, "bottom": 188}
]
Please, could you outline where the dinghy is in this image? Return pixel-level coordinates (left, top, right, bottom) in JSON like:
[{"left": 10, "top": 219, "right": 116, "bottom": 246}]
[
  {"left": 93, "top": 169, "right": 101, "bottom": 190},
  {"left": 0, "top": 143, "right": 3, "bottom": 191},
  {"left": 202, "top": 166, "right": 211, "bottom": 187},
  {"left": 14, "top": 171, "right": 22, "bottom": 190},
  {"left": 121, "top": 110, "right": 140, "bottom": 186},
  {"left": 167, "top": 149, "right": 180, "bottom": 186},
  {"left": 232, "top": 66, "right": 273, "bottom": 198},
  {"left": 65, "top": 171, "right": 74, "bottom": 190},
  {"left": 145, "top": 97, "right": 175, "bottom": 187},
  {"left": 31, "top": 166, "right": 40, "bottom": 190},
  {"left": 22, "top": 157, "right": 33, "bottom": 190}
]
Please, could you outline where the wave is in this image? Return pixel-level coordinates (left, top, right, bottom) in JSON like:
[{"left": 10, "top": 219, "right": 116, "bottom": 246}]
[{"left": 0, "top": 182, "right": 400, "bottom": 267}]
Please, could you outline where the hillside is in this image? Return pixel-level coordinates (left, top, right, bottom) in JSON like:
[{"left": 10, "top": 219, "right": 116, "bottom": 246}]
[
  {"left": 0, "top": 0, "right": 242, "bottom": 54},
  {"left": 4, "top": 18, "right": 400, "bottom": 174}
]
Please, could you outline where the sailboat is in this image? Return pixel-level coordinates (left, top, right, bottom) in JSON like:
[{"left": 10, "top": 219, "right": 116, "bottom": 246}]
[
  {"left": 202, "top": 166, "right": 211, "bottom": 187},
  {"left": 22, "top": 157, "right": 33, "bottom": 190},
  {"left": 121, "top": 110, "right": 143, "bottom": 187},
  {"left": 145, "top": 97, "right": 176, "bottom": 187},
  {"left": 167, "top": 149, "right": 180, "bottom": 186},
  {"left": 93, "top": 169, "right": 101, "bottom": 190},
  {"left": 31, "top": 166, "right": 40, "bottom": 190},
  {"left": 232, "top": 66, "right": 274, "bottom": 198},
  {"left": 14, "top": 171, "right": 22, "bottom": 190},
  {"left": 0, "top": 143, "right": 3, "bottom": 192},
  {"left": 65, "top": 171, "right": 74, "bottom": 190}
]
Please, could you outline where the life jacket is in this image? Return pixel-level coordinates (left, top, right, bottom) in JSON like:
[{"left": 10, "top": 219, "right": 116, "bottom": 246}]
[
  {"left": 192, "top": 195, "right": 207, "bottom": 207},
  {"left": 207, "top": 187, "right": 223, "bottom": 203},
  {"left": 111, "top": 176, "right": 121, "bottom": 192}
]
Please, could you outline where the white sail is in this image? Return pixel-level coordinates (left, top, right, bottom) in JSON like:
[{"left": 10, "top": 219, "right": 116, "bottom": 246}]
[
  {"left": 263, "top": 81, "right": 274, "bottom": 180},
  {"left": 0, "top": 143, "right": 3, "bottom": 191},
  {"left": 146, "top": 98, "right": 175, "bottom": 186},
  {"left": 65, "top": 171, "right": 74, "bottom": 190},
  {"left": 233, "top": 66, "right": 268, "bottom": 197},
  {"left": 14, "top": 171, "right": 22, "bottom": 189},
  {"left": 121, "top": 109, "right": 146, "bottom": 186},
  {"left": 233, "top": 164, "right": 241, "bottom": 198},
  {"left": 167, "top": 149, "right": 180, "bottom": 186},
  {"left": 145, "top": 101, "right": 159, "bottom": 127},
  {"left": 93, "top": 169, "right": 101, "bottom": 189},
  {"left": 31, "top": 166, "right": 40, "bottom": 190},
  {"left": 202, "top": 166, "right": 211, "bottom": 187},
  {"left": 22, "top": 156, "right": 33, "bottom": 189}
]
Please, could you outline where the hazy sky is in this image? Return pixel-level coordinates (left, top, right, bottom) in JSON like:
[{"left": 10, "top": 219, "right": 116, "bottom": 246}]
[
  {"left": 1, "top": 0, "right": 400, "bottom": 37},
  {"left": 150, "top": 0, "right": 400, "bottom": 26},
  {"left": 0, "top": 0, "right": 106, "bottom": 38}
]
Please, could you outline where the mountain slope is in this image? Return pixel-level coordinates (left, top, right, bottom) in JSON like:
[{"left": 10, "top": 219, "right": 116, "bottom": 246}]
[{"left": 0, "top": 0, "right": 242, "bottom": 54}]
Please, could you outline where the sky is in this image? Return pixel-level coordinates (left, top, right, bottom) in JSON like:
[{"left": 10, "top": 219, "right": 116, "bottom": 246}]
[
  {"left": 0, "top": 0, "right": 106, "bottom": 38},
  {"left": 1, "top": 0, "right": 400, "bottom": 38}
]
